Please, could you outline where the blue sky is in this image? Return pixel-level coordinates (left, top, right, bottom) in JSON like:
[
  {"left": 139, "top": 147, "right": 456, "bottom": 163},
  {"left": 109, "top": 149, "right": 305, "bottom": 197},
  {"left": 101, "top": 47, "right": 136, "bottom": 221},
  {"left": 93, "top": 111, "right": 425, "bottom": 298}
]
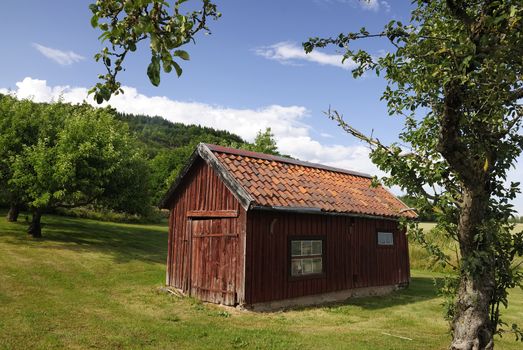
[{"left": 1, "top": 0, "right": 522, "bottom": 213}]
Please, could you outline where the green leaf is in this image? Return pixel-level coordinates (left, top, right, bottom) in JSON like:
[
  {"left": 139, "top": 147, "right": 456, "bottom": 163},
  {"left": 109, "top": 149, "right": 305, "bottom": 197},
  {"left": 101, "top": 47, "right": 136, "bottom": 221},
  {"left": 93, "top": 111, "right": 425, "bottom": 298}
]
[
  {"left": 174, "top": 50, "right": 190, "bottom": 60},
  {"left": 90, "top": 15, "right": 99, "bottom": 28},
  {"left": 172, "top": 61, "right": 183, "bottom": 77},
  {"left": 95, "top": 93, "right": 104, "bottom": 105},
  {"left": 163, "top": 63, "right": 172, "bottom": 73},
  {"left": 147, "top": 56, "right": 161, "bottom": 86}
]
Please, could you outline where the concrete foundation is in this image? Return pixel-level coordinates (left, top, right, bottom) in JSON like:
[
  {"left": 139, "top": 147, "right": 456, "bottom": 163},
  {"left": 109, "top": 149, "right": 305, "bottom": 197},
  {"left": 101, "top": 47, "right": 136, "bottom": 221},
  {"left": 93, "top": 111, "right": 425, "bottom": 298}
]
[{"left": 245, "top": 283, "right": 407, "bottom": 312}]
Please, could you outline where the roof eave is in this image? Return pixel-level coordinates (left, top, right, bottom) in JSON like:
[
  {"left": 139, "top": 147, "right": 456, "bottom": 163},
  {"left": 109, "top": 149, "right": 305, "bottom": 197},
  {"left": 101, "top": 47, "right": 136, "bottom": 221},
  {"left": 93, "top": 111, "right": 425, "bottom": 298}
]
[
  {"left": 250, "top": 205, "right": 417, "bottom": 221},
  {"left": 379, "top": 184, "right": 419, "bottom": 219},
  {"left": 197, "top": 143, "right": 254, "bottom": 211}
]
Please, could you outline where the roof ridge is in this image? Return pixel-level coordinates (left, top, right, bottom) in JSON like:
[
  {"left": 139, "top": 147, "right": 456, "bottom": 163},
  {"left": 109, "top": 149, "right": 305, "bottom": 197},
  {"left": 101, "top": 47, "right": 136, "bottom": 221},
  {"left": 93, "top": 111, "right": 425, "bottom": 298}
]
[{"left": 203, "top": 143, "right": 372, "bottom": 179}]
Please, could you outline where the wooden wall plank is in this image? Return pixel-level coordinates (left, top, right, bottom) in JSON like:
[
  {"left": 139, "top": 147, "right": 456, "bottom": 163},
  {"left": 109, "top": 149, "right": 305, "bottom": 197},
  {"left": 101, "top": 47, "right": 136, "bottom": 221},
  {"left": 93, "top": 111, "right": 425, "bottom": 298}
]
[
  {"left": 166, "top": 159, "right": 246, "bottom": 305},
  {"left": 187, "top": 210, "right": 239, "bottom": 218},
  {"left": 246, "top": 211, "right": 410, "bottom": 304}
]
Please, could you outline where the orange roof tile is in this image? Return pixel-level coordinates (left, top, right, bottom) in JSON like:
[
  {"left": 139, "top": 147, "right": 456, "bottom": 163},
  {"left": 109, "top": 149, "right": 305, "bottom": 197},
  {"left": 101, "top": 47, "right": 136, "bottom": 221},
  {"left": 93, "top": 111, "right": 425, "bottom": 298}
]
[{"left": 206, "top": 144, "right": 416, "bottom": 219}]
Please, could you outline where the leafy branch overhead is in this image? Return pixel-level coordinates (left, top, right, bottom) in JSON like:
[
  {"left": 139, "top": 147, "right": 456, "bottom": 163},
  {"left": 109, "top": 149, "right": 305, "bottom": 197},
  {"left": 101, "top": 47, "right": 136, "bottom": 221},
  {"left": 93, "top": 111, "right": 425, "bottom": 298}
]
[
  {"left": 305, "top": 1, "right": 523, "bottom": 348},
  {"left": 89, "top": 0, "right": 220, "bottom": 103}
]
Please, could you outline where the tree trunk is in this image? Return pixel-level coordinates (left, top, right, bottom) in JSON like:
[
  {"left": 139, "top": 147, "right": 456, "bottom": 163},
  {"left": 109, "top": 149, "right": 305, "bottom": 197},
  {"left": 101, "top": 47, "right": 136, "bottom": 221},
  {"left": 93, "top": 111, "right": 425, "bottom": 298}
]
[
  {"left": 6, "top": 203, "right": 20, "bottom": 222},
  {"left": 450, "top": 188, "right": 494, "bottom": 350},
  {"left": 451, "top": 275, "right": 494, "bottom": 350},
  {"left": 27, "top": 208, "right": 43, "bottom": 238}
]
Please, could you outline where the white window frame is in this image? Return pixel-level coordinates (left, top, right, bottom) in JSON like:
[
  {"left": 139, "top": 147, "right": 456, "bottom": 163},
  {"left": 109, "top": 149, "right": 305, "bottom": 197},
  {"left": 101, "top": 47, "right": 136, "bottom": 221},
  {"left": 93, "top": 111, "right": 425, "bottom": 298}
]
[{"left": 290, "top": 238, "right": 324, "bottom": 277}]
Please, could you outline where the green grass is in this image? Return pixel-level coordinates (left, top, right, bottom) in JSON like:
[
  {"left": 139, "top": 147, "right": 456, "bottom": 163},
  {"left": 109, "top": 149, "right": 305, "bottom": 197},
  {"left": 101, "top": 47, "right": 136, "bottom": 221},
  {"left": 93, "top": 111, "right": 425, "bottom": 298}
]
[
  {"left": 409, "top": 222, "right": 523, "bottom": 271},
  {"left": 1, "top": 214, "right": 522, "bottom": 349}
]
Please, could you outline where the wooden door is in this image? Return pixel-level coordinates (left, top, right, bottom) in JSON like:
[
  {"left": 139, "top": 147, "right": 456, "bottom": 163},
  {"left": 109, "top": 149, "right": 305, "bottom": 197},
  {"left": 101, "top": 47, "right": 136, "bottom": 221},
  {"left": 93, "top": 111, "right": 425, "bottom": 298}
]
[{"left": 189, "top": 218, "right": 238, "bottom": 305}]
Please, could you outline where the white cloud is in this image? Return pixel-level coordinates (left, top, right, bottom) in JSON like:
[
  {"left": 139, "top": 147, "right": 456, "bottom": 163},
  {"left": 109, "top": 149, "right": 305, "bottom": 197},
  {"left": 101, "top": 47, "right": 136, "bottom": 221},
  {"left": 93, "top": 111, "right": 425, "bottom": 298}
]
[
  {"left": 380, "top": 1, "right": 391, "bottom": 12},
  {"left": 367, "top": 0, "right": 391, "bottom": 12},
  {"left": 255, "top": 42, "right": 356, "bottom": 70},
  {"left": 353, "top": 0, "right": 391, "bottom": 12},
  {"left": 279, "top": 136, "right": 378, "bottom": 175},
  {"left": 3, "top": 77, "right": 374, "bottom": 173},
  {"left": 317, "top": 0, "right": 391, "bottom": 12},
  {"left": 4, "top": 77, "right": 522, "bottom": 214},
  {"left": 32, "top": 43, "right": 85, "bottom": 65},
  {"left": 359, "top": 0, "right": 380, "bottom": 11}
]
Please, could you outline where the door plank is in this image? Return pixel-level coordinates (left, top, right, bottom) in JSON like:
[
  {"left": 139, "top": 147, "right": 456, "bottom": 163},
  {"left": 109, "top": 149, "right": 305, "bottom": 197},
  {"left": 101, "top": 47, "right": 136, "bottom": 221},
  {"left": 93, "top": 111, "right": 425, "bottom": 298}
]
[{"left": 187, "top": 210, "right": 238, "bottom": 218}]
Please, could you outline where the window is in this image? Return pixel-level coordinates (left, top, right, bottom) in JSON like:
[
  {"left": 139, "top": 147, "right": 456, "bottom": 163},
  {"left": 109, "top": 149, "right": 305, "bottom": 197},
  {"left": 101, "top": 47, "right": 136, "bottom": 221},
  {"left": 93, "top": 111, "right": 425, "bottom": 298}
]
[
  {"left": 377, "top": 231, "right": 394, "bottom": 246},
  {"left": 290, "top": 239, "right": 324, "bottom": 277}
]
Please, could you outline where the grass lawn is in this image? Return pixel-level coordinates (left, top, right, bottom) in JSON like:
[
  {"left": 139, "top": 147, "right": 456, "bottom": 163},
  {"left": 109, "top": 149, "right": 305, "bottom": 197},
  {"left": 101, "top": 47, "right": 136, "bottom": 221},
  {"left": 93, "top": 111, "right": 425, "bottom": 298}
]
[
  {"left": 1, "top": 213, "right": 522, "bottom": 349},
  {"left": 409, "top": 222, "right": 523, "bottom": 271}
]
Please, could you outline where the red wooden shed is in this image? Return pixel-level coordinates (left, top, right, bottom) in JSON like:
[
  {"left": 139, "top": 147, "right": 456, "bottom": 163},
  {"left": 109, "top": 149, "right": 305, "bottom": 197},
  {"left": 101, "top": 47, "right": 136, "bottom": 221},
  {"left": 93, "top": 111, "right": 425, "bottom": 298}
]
[{"left": 160, "top": 143, "right": 417, "bottom": 309}]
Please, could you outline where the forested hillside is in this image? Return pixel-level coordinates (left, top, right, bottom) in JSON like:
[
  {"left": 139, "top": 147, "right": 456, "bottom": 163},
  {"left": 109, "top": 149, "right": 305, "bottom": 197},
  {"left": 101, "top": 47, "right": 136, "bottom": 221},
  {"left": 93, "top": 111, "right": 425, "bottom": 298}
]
[
  {"left": 114, "top": 112, "right": 280, "bottom": 204},
  {"left": 115, "top": 113, "right": 245, "bottom": 157}
]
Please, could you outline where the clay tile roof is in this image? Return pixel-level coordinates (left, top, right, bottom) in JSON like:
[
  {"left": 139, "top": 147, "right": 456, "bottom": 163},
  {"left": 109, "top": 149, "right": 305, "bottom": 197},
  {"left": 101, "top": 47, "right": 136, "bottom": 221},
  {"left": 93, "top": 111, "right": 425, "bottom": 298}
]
[{"left": 204, "top": 144, "right": 416, "bottom": 219}]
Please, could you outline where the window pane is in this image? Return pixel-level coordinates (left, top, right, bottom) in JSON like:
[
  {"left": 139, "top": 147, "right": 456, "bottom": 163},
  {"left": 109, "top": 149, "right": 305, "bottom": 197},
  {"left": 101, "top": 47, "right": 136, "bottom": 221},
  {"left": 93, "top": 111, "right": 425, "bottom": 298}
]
[
  {"left": 302, "top": 258, "right": 313, "bottom": 274},
  {"left": 312, "top": 258, "right": 322, "bottom": 273},
  {"left": 312, "top": 240, "right": 322, "bottom": 255},
  {"left": 290, "top": 239, "right": 324, "bottom": 276},
  {"left": 291, "top": 241, "right": 301, "bottom": 256},
  {"left": 291, "top": 259, "right": 302, "bottom": 276},
  {"left": 378, "top": 232, "right": 394, "bottom": 245},
  {"left": 302, "top": 241, "right": 312, "bottom": 255}
]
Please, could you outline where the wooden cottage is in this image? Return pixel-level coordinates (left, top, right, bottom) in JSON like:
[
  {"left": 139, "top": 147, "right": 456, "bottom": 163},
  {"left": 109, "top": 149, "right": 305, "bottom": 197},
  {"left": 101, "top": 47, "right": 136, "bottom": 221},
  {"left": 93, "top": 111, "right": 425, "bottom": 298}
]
[{"left": 159, "top": 143, "right": 417, "bottom": 309}]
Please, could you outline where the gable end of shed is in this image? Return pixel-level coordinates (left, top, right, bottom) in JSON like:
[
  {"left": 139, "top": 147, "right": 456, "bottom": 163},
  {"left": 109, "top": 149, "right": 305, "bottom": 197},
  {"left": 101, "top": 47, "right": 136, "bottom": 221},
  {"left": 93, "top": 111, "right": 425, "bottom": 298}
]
[{"left": 159, "top": 143, "right": 253, "bottom": 210}]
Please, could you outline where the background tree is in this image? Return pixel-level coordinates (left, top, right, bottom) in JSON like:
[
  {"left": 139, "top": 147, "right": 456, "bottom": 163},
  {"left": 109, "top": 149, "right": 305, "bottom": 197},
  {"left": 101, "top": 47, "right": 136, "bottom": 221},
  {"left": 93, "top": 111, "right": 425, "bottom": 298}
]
[
  {"left": 228, "top": 128, "right": 281, "bottom": 156},
  {"left": 9, "top": 103, "right": 151, "bottom": 237},
  {"left": 305, "top": 1, "right": 523, "bottom": 349},
  {"left": 1, "top": 95, "right": 254, "bottom": 221},
  {"left": 150, "top": 143, "right": 197, "bottom": 205},
  {"left": 0, "top": 95, "right": 42, "bottom": 222},
  {"left": 251, "top": 128, "right": 279, "bottom": 155},
  {"left": 398, "top": 195, "right": 436, "bottom": 222},
  {"left": 89, "top": 0, "right": 220, "bottom": 103}
]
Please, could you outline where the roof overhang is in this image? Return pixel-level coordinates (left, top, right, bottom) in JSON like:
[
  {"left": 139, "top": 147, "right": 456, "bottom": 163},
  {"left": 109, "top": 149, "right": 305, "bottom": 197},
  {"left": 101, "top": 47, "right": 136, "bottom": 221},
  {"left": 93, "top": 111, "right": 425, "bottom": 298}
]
[{"left": 250, "top": 205, "right": 413, "bottom": 221}]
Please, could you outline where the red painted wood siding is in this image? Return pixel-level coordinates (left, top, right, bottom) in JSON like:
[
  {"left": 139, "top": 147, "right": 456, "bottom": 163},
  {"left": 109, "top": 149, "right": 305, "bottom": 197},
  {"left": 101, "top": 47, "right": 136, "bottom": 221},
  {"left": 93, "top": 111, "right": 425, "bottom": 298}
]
[
  {"left": 166, "top": 159, "right": 246, "bottom": 304},
  {"left": 166, "top": 158, "right": 410, "bottom": 306},
  {"left": 244, "top": 211, "right": 410, "bottom": 304}
]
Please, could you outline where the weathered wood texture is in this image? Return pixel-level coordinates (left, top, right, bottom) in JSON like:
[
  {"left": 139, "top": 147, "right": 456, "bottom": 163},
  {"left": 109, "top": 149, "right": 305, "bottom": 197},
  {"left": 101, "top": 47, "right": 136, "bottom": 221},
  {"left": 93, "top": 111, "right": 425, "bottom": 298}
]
[
  {"left": 166, "top": 159, "right": 246, "bottom": 305},
  {"left": 186, "top": 210, "right": 238, "bottom": 218},
  {"left": 166, "top": 158, "right": 410, "bottom": 307},
  {"left": 244, "top": 211, "right": 410, "bottom": 304},
  {"left": 190, "top": 218, "right": 239, "bottom": 305}
]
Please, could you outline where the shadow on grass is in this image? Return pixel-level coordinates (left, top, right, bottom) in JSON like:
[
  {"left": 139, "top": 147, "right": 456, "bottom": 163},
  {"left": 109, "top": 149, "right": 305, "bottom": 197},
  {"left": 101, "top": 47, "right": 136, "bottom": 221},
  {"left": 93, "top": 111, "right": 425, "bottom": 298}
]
[
  {"left": 0, "top": 211, "right": 168, "bottom": 264},
  {"left": 344, "top": 276, "right": 443, "bottom": 310},
  {"left": 282, "top": 276, "right": 443, "bottom": 313}
]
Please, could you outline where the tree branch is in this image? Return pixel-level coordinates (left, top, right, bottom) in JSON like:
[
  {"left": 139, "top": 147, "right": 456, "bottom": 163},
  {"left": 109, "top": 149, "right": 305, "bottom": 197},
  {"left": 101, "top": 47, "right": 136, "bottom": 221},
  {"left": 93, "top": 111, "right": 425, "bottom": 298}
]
[
  {"left": 445, "top": 0, "right": 473, "bottom": 26},
  {"left": 508, "top": 87, "right": 523, "bottom": 103},
  {"left": 325, "top": 108, "right": 438, "bottom": 201},
  {"left": 437, "top": 81, "right": 480, "bottom": 186}
]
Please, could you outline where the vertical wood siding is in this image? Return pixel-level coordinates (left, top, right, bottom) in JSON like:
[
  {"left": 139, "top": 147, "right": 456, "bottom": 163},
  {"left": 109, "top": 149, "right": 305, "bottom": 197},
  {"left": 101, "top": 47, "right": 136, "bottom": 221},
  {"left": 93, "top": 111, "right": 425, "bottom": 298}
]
[
  {"left": 166, "top": 159, "right": 246, "bottom": 305},
  {"left": 166, "top": 158, "right": 410, "bottom": 306},
  {"left": 245, "top": 211, "right": 410, "bottom": 304}
]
